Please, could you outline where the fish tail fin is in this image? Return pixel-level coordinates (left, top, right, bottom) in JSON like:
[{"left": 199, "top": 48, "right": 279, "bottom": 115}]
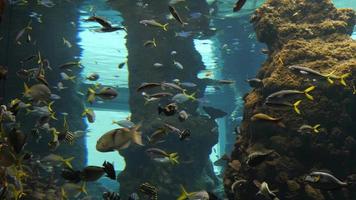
[
  {"left": 62, "top": 157, "right": 74, "bottom": 169},
  {"left": 163, "top": 23, "right": 169, "bottom": 31},
  {"left": 169, "top": 152, "right": 179, "bottom": 165},
  {"left": 68, "top": 76, "right": 76, "bottom": 83},
  {"left": 131, "top": 123, "right": 143, "bottom": 146},
  {"left": 23, "top": 83, "right": 30, "bottom": 96},
  {"left": 87, "top": 88, "right": 96, "bottom": 104},
  {"left": 143, "top": 97, "right": 150, "bottom": 105},
  {"left": 304, "top": 86, "right": 315, "bottom": 100},
  {"left": 340, "top": 73, "right": 351, "bottom": 86},
  {"left": 80, "top": 182, "right": 87, "bottom": 195},
  {"left": 81, "top": 108, "right": 89, "bottom": 116},
  {"left": 325, "top": 70, "right": 336, "bottom": 84},
  {"left": 177, "top": 185, "right": 189, "bottom": 200},
  {"left": 153, "top": 38, "right": 157, "bottom": 47},
  {"left": 293, "top": 100, "right": 302, "bottom": 115},
  {"left": 183, "top": 90, "right": 197, "bottom": 101},
  {"left": 313, "top": 124, "right": 321, "bottom": 133}
]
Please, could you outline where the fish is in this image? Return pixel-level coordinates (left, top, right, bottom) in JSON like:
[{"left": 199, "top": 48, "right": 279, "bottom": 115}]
[
  {"left": 96, "top": 124, "right": 143, "bottom": 152},
  {"left": 233, "top": 0, "right": 247, "bottom": 12},
  {"left": 246, "top": 78, "right": 263, "bottom": 88},
  {"left": 304, "top": 171, "right": 349, "bottom": 190},
  {"left": 179, "top": 82, "right": 197, "bottom": 88},
  {"left": 265, "top": 99, "right": 302, "bottom": 114},
  {"left": 146, "top": 92, "right": 173, "bottom": 99},
  {"left": 231, "top": 179, "right": 247, "bottom": 192},
  {"left": 59, "top": 61, "right": 82, "bottom": 69},
  {"left": 15, "top": 21, "right": 32, "bottom": 45},
  {"left": 139, "top": 182, "right": 158, "bottom": 199},
  {"left": 80, "top": 166, "right": 106, "bottom": 182},
  {"left": 177, "top": 185, "right": 210, "bottom": 200},
  {"left": 23, "top": 83, "right": 51, "bottom": 102},
  {"left": 112, "top": 120, "right": 135, "bottom": 129},
  {"left": 118, "top": 62, "right": 126, "bottom": 69},
  {"left": 172, "top": 91, "right": 196, "bottom": 103},
  {"left": 53, "top": 82, "right": 67, "bottom": 91},
  {"left": 87, "top": 87, "right": 118, "bottom": 103},
  {"left": 85, "top": 16, "right": 125, "bottom": 32},
  {"left": 0, "top": 66, "right": 8, "bottom": 80},
  {"left": 63, "top": 37, "right": 72, "bottom": 48},
  {"left": 0, "top": 0, "right": 5, "bottom": 23},
  {"left": 103, "top": 191, "right": 121, "bottom": 200},
  {"left": 144, "top": 38, "right": 157, "bottom": 47},
  {"left": 128, "top": 193, "right": 140, "bottom": 200},
  {"left": 250, "top": 113, "right": 285, "bottom": 128},
  {"left": 137, "top": 82, "right": 161, "bottom": 92},
  {"left": 173, "top": 60, "right": 184, "bottom": 70},
  {"left": 288, "top": 65, "right": 350, "bottom": 86},
  {"left": 202, "top": 106, "right": 227, "bottom": 120},
  {"left": 102, "top": 161, "right": 116, "bottom": 180},
  {"left": 168, "top": 6, "right": 187, "bottom": 26},
  {"left": 37, "top": 0, "right": 55, "bottom": 8},
  {"left": 175, "top": 31, "right": 193, "bottom": 38},
  {"left": 86, "top": 73, "right": 99, "bottom": 81},
  {"left": 213, "top": 154, "right": 230, "bottom": 166},
  {"left": 164, "top": 123, "right": 190, "bottom": 141},
  {"left": 253, "top": 181, "right": 279, "bottom": 200},
  {"left": 147, "top": 128, "right": 168, "bottom": 144},
  {"left": 169, "top": 0, "right": 185, "bottom": 5},
  {"left": 41, "top": 154, "right": 75, "bottom": 169},
  {"left": 82, "top": 108, "right": 95, "bottom": 123},
  {"left": 217, "top": 79, "right": 235, "bottom": 84},
  {"left": 161, "top": 82, "right": 185, "bottom": 91},
  {"left": 139, "top": 19, "right": 169, "bottom": 31},
  {"left": 145, "top": 148, "right": 179, "bottom": 165},
  {"left": 60, "top": 72, "right": 76, "bottom": 82},
  {"left": 158, "top": 102, "right": 178, "bottom": 116},
  {"left": 153, "top": 63, "right": 163, "bottom": 67},
  {"left": 298, "top": 124, "right": 321, "bottom": 134},
  {"left": 266, "top": 86, "right": 315, "bottom": 102},
  {"left": 246, "top": 150, "right": 275, "bottom": 167},
  {"left": 178, "top": 110, "right": 189, "bottom": 122}
]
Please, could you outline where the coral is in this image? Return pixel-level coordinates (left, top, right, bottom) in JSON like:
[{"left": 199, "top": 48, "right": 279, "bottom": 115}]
[{"left": 224, "top": 0, "right": 356, "bottom": 199}]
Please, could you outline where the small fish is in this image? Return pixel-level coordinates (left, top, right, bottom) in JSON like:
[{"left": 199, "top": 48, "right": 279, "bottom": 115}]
[
  {"left": 59, "top": 61, "right": 82, "bottom": 69},
  {"left": 112, "top": 120, "right": 135, "bottom": 129},
  {"left": 246, "top": 78, "right": 263, "bottom": 88},
  {"left": 172, "top": 91, "right": 196, "bottom": 103},
  {"left": 266, "top": 86, "right": 315, "bottom": 102},
  {"left": 153, "top": 63, "right": 163, "bottom": 67},
  {"left": 161, "top": 82, "right": 185, "bottom": 91},
  {"left": 42, "top": 154, "right": 75, "bottom": 169},
  {"left": 61, "top": 182, "right": 87, "bottom": 198},
  {"left": 175, "top": 31, "right": 193, "bottom": 38},
  {"left": 178, "top": 110, "right": 189, "bottom": 121},
  {"left": 261, "top": 48, "right": 269, "bottom": 54},
  {"left": 15, "top": 21, "right": 32, "bottom": 45},
  {"left": 118, "top": 62, "right": 126, "bottom": 69},
  {"left": 23, "top": 83, "right": 51, "bottom": 102},
  {"left": 82, "top": 108, "right": 95, "bottom": 123},
  {"left": 60, "top": 72, "right": 76, "bottom": 82},
  {"left": 177, "top": 185, "right": 210, "bottom": 200},
  {"left": 250, "top": 113, "right": 285, "bottom": 128},
  {"left": 86, "top": 73, "right": 99, "bottom": 81},
  {"left": 298, "top": 124, "right": 321, "bottom": 134},
  {"left": 233, "top": 0, "right": 247, "bottom": 12},
  {"left": 139, "top": 183, "right": 158, "bottom": 199},
  {"left": 158, "top": 102, "right": 178, "bottom": 116},
  {"left": 146, "top": 92, "right": 173, "bottom": 99},
  {"left": 214, "top": 154, "right": 230, "bottom": 166},
  {"left": 53, "top": 82, "right": 67, "bottom": 91},
  {"left": 137, "top": 82, "right": 161, "bottom": 92},
  {"left": 253, "top": 181, "right": 279, "bottom": 200},
  {"left": 202, "top": 106, "right": 227, "bottom": 120},
  {"left": 304, "top": 171, "right": 349, "bottom": 190},
  {"left": 80, "top": 166, "right": 106, "bottom": 182},
  {"left": 168, "top": 5, "right": 187, "bottom": 26},
  {"left": 103, "top": 191, "right": 121, "bottom": 200},
  {"left": 144, "top": 38, "right": 156, "bottom": 47},
  {"left": 147, "top": 128, "right": 168, "bottom": 144},
  {"left": 140, "top": 19, "right": 169, "bottom": 31},
  {"left": 96, "top": 124, "right": 143, "bottom": 152},
  {"left": 63, "top": 37, "right": 72, "bottom": 48},
  {"left": 246, "top": 150, "right": 275, "bottom": 167},
  {"left": 102, "top": 161, "right": 116, "bottom": 180},
  {"left": 146, "top": 148, "right": 179, "bottom": 165},
  {"left": 173, "top": 60, "right": 184, "bottom": 70},
  {"left": 180, "top": 82, "right": 197, "bottom": 88},
  {"left": 87, "top": 87, "right": 118, "bottom": 103},
  {"left": 85, "top": 16, "right": 125, "bottom": 32},
  {"left": 217, "top": 79, "right": 235, "bottom": 84},
  {"left": 164, "top": 123, "right": 190, "bottom": 141}
]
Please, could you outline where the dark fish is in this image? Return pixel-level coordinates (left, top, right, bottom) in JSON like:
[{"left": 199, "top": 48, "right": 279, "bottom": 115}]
[
  {"left": 0, "top": 66, "right": 8, "bottom": 80},
  {"left": 217, "top": 79, "right": 235, "bottom": 84},
  {"left": 85, "top": 16, "right": 125, "bottom": 32},
  {"left": 59, "top": 61, "right": 82, "bottom": 69},
  {"left": 61, "top": 168, "right": 81, "bottom": 183},
  {"left": 8, "top": 128, "right": 27, "bottom": 154},
  {"left": 304, "top": 171, "right": 349, "bottom": 190},
  {"left": 246, "top": 150, "right": 275, "bottom": 167},
  {"left": 202, "top": 106, "right": 227, "bottom": 120},
  {"left": 118, "top": 62, "right": 126, "bottom": 69},
  {"left": 246, "top": 78, "right": 263, "bottom": 88},
  {"left": 168, "top": 5, "right": 186, "bottom": 26},
  {"left": 80, "top": 166, "right": 106, "bottom": 182},
  {"left": 163, "top": 123, "right": 190, "bottom": 141},
  {"left": 147, "top": 92, "right": 173, "bottom": 98},
  {"left": 103, "top": 191, "right": 121, "bottom": 200},
  {"left": 158, "top": 103, "right": 178, "bottom": 116},
  {"left": 103, "top": 161, "right": 116, "bottom": 180},
  {"left": 139, "top": 182, "right": 158, "bottom": 200},
  {"left": 233, "top": 0, "right": 247, "bottom": 12},
  {"left": 137, "top": 82, "right": 161, "bottom": 92}
]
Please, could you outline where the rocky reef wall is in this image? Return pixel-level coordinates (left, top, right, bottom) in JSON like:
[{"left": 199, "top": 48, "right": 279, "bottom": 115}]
[
  {"left": 224, "top": 0, "right": 356, "bottom": 199},
  {"left": 110, "top": 0, "right": 220, "bottom": 198}
]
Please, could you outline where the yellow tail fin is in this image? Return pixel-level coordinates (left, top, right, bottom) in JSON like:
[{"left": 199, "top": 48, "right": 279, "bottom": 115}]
[
  {"left": 23, "top": 83, "right": 30, "bottom": 97},
  {"left": 169, "top": 152, "right": 179, "bottom": 165},
  {"left": 325, "top": 70, "right": 336, "bottom": 84},
  {"left": 293, "top": 100, "right": 302, "bottom": 115},
  {"left": 183, "top": 91, "right": 197, "bottom": 101},
  {"left": 177, "top": 185, "right": 189, "bottom": 200},
  {"left": 68, "top": 76, "right": 76, "bottom": 83},
  {"left": 82, "top": 108, "right": 89, "bottom": 116},
  {"left": 162, "top": 23, "right": 169, "bottom": 31},
  {"left": 339, "top": 73, "right": 350, "bottom": 86},
  {"left": 62, "top": 157, "right": 74, "bottom": 169},
  {"left": 87, "top": 88, "right": 96, "bottom": 104},
  {"left": 80, "top": 182, "right": 87, "bottom": 195},
  {"left": 313, "top": 124, "right": 321, "bottom": 133},
  {"left": 304, "top": 86, "right": 315, "bottom": 100}
]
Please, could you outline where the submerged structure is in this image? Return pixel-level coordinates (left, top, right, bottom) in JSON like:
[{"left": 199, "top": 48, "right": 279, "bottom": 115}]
[{"left": 224, "top": 0, "right": 356, "bottom": 199}]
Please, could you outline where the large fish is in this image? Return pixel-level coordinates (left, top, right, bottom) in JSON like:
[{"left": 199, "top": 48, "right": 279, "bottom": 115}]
[{"left": 96, "top": 124, "right": 143, "bottom": 152}]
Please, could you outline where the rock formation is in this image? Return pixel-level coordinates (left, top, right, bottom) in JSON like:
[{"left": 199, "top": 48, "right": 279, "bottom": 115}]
[{"left": 224, "top": 0, "right": 356, "bottom": 199}]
